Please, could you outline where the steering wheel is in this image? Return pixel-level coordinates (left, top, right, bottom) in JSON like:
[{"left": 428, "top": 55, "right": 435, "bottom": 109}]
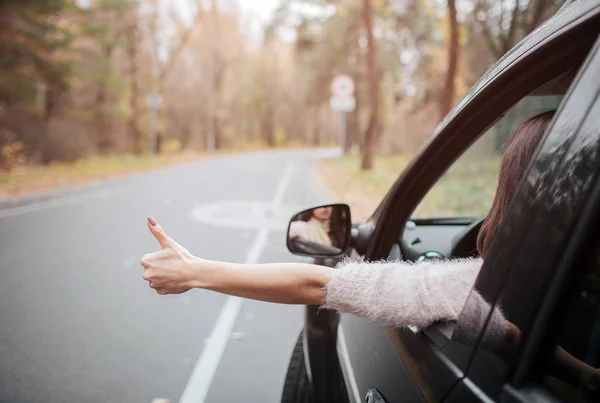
[{"left": 450, "top": 217, "right": 486, "bottom": 258}]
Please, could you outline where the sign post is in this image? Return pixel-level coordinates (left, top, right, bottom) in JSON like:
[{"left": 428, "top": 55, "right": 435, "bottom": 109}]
[
  {"left": 146, "top": 93, "right": 163, "bottom": 155},
  {"left": 329, "top": 75, "right": 355, "bottom": 151}
]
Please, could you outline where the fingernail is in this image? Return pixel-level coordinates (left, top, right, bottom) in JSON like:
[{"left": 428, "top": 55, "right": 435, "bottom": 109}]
[{"left": 148, "top": 216, "right": 157, "bottom": 226}]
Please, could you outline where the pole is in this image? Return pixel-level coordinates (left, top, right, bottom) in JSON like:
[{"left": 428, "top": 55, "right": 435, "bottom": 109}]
[
  {"left": 149, "top": 107, "right": 157, "bottom": 155},
  {"left": 206, "top": 50, "right": 215, "bottom": 151},
  {"left": 206, "top": 94, "right": 215, "bottom": 151},
  {"left": 340, "top": 111, "right": 347, "bottom": 152},
  {"left": 206, "top": 0, "right": 218, "bottom": 152}
]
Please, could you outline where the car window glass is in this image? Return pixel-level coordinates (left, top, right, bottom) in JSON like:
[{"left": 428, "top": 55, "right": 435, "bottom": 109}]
[
  {"left": 537, "top": 238, "right": 600, "bottom": 402},
  {"left": 411, "top": 96, "right": 562, "bottom": 219},
  {"left": 454, "top": 62, "right": 600, "bottom": 399}
]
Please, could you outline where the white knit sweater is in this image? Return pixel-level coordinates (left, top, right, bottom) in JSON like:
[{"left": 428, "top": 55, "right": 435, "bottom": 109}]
[{"left": 322, "top": 258, "right": 508, "bottom": 347}]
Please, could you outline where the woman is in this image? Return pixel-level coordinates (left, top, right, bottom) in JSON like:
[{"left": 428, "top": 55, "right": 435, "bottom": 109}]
[
  {"left": 289, "top": 206, "right": 335, "bottom": 247},
  {"left": 288, "top": 205, "right": 349, "bottom": 253},
  {"left": 141, "top": 110, "right": 600, "bottom": 383},
  {"left": 140, "top": 111, "right": 554, "bottom": 330}
]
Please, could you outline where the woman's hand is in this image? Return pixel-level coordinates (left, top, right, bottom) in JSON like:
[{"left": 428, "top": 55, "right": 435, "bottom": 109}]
[
  {"left": 140, "top": 216, "right": 204, "bottom": 295},
  {"left": 140, "top": 216, "right": 331, "bottom": 304},
  {"left": 288, "top": 220, "right": 309, "bottom": 240}
]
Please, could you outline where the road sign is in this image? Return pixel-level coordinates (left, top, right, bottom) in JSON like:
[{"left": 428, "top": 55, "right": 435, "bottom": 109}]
[
  {"left": 331, "top": 75, "right": 355, "bottom": 96},
  {"left": 329, "top": 95, "right": 356, "bottom": 112},
  {"left": 146, "top": 93, "right": 162, "bottom": 155},
  {"left": 146, "top": 93, "right": 163, "bottom": 110}
]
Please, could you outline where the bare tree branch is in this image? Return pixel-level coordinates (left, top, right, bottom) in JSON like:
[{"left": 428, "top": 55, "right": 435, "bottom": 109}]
[
  {"left": 475, "top": 1, "right": 504, "bottom": 59},
  {"left": 159, "top": 14, "right": 203, "bottom": 82},
  {"left": 527, "top": 0, "right": 551, "bottom": 34},
  {"left": 504, "top": 0, "right": 520, "bottom": 53}
]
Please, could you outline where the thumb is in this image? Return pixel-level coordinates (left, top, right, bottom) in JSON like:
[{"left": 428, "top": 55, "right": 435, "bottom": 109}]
[{"left": 147, "top": 215, "right": 172, "bottom": 249}]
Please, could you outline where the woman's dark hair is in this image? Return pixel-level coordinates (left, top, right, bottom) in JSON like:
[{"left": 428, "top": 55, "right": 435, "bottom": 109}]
[
  {"left": 328, "top": 208, "right": 350, "bottom": 249},
  {"left": 298, "top": 206, "right": 349, "bottom": 249},
  {"left": 476, "top": 109, "right": 556, "bottom": 258}
]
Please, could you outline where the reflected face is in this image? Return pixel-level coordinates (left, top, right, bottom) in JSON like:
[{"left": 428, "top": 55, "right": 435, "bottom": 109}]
[{"left": 312, "top": 206, "right": 333, "bottom": 221}]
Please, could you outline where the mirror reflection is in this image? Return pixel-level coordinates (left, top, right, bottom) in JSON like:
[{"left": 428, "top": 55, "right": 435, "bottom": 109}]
[{"left": 287, "top": 204, "right": 350, "bottom": 257}]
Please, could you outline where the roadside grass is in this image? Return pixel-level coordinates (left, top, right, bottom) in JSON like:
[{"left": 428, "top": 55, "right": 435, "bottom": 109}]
[
  {"left": 0, "top": 151, "right": 216, "bottom": 198},
  {"left": 318, "top": 155, "right": 412, "bottom": 222},
  {"left": 318, "top": 154, "right": 500, "bottom": 222}
]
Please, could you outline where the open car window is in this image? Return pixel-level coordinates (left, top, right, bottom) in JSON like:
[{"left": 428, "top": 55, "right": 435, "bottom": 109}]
[
  {"left": 457, "top": 35, "right": 600, "bottom": 400},
  {"left": 411, "top": 95, "right": 562, "bottom": 219}
]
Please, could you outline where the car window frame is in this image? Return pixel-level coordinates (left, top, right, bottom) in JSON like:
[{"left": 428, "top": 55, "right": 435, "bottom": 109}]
[
  {"left": 457, "top": 34, "right": 600, "bottom": 401},
  {"left": 504, "top": 39, "right": 600, "bottom": 402},
  {"left": 503, "top": 163, "right": 600, "bottom": 403}
]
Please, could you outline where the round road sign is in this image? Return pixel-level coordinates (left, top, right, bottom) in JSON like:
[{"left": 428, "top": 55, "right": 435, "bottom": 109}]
[{"left": 331, "top": 75, "right": 355, "bottom": 96}]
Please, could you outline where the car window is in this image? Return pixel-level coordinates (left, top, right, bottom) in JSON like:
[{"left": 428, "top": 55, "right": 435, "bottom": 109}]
[
  {"left": 537, "top": 238, "right": 600, "bottom": 402},
  {"left": 411, "top": 95, "right": 562, "bottom": 219},
  {"left": 453, "top": 42, "right": 600, "bottom": 398}
]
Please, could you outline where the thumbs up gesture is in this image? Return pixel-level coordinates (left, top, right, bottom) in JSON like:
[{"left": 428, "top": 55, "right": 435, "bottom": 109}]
[{"left": 140, "top": 216, "right": 199, "bottom": 295}]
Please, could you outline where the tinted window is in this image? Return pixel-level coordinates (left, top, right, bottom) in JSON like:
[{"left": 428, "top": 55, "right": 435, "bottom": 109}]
[
  {"left": 538, "top": 239, "right": 600, "bottom": 402},
  {"left": 455, "top": 65, "right": 600, "bottom": 399}
]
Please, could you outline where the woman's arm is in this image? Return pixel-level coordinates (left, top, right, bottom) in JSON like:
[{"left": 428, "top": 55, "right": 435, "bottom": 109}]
[
  {"left": 141, "top": 216, "right": 481, "bottom": 327},
  {"left": 140, "top": 216, "right": 333, "bottom": 303},
  {"left": 288, "top": 220, "right": 307, "bottom": 240},
  {"left": 324, "top": 258, "right": 481, "bottom": 328},
  {"left": 197, "top": 261, "right": 333, "bottom": 304}
]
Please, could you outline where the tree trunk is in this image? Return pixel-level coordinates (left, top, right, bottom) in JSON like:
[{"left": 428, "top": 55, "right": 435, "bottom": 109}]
[
  {"left": 361, "top": 0, "right": 379, "bottom": 171},
  {"left": 312, "top": 106, "right": 321, "bottom": 146},
  {"left": 349, "top": 71, "right": 362, "bottom": 155},
  {"left": 263, "top": 105, "right": 275, "bottom": 148},
  {"left": 95, "top": 44, "right": 115, "bottom": 153},
  {"left": 343, "top": 112, "right": 353, "bottom": 154},
  {"left": 155, "top": 78, "right": 166, "bottom": 154},
  {"left": 38, "top": 86, "right": 58, "bottom": 164},
  {"left": 126, "top": 17, "right": 143, "bottom": 154},
  {"left": 181, "top": 126, "right": 191, "bottom": 149},
  {"left": 212, "top": 66, "right": 225, "bottom": 149},
  {"left": 440, "top": 0, "right": 459, "bottom": 118}
]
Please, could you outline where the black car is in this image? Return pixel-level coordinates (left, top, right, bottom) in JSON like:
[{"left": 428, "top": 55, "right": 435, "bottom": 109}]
[{"left": 282, "top": 1, "right": 600, "bottom": 402}]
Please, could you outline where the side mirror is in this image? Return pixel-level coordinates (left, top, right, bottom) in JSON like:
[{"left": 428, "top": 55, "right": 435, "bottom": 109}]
[{"left": 286, "top": 203, "right": 351, "bottom": 258}]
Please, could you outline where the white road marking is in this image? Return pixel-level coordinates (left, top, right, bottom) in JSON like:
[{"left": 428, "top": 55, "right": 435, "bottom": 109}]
[
  {"left": 272, "top": 163, "right": 295, "bottom": 206},
  {"left": 179, "top": 296, "right": 243, "bottom": 403},
  {"left": 0, "top": 189, "right": 114, "bottom": 219},
  {"left": 179, "top": 163, "right": 295, "bottom": 403}
]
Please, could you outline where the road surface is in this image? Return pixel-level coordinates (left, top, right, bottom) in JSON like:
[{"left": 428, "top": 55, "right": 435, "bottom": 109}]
[{"left": 0, "top": 149, "right": 341, "bottom": 403}]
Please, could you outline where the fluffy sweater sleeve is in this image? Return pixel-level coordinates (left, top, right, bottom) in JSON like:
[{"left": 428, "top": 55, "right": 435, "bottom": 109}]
[{"left": 322, "top": 258, "right": 508, "bottom": 346}]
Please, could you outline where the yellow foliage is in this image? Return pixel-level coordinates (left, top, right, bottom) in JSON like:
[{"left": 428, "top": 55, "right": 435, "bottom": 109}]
[
  {"left": 373, "top": 0, "right": 386, "bottom": 10},
  {"left": 0, "top": 129, "right": 26, "bottom": 170},
  {"left": 440, "top": 11, "right": 469, "bottom": 46},
  {"left": 274, "top": 126, "right": 286, "bottom": 146},
  {"left": 338, "top": 4, "right": 349, "bottom": 17},
  {"left": 161, "top": 139, "right": 182, "bottom": 154},
  {"left": 0, "top": 152, "right": 213, "bottom": 198},
  {"left": 416, "top": 0, "right": 437, "bottom": 19}
]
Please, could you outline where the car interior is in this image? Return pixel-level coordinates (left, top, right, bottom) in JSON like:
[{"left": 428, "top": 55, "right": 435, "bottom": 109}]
[{"left": 395, "top": 69, "right": 577, "bottom": 264}]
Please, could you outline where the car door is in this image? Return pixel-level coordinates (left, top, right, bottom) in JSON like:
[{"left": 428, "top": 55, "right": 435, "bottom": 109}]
[
  {"left": 337, "top": 3, "right": 600, "bottom": 402},
  {"left": 444, "top": 33, "right": 600, "bottom": 403}
]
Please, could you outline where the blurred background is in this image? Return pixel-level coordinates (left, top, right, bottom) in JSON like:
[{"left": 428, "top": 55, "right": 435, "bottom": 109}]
[
  {"left": 0, "top": 0, "right": 564, "bottom": 207},
  {"left": 0, "top": 1, "right": 563, "bottom": 402}
]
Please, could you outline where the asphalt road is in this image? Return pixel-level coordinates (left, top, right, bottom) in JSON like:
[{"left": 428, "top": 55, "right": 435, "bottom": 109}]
[{"left": 0, "top": 149, "right": 341, "bottom": 403}]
